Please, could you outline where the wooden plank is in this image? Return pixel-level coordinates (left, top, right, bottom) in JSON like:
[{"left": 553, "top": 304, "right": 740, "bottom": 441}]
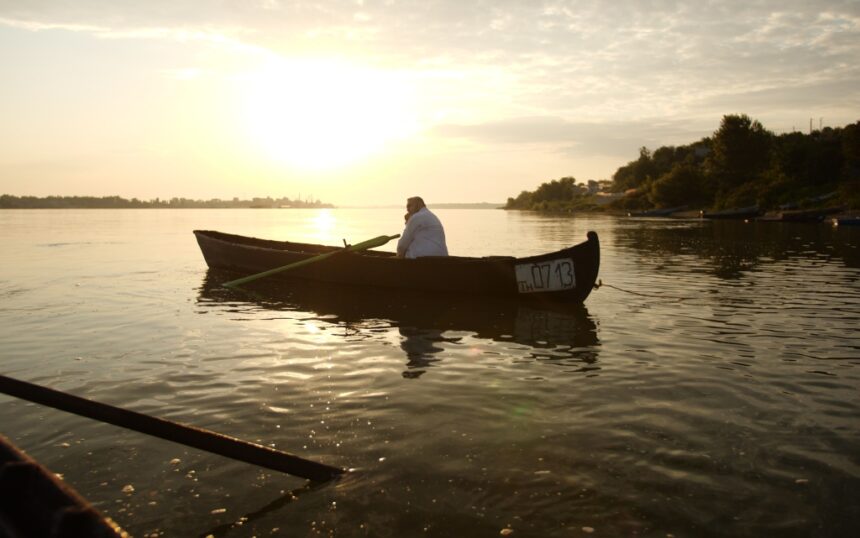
[{"left": 0, "top": 376, "right": 344, "bottom": 482}]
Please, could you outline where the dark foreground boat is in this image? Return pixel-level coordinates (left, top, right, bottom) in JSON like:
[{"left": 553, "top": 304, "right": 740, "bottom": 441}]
[
  {"left": 194, "top": 230, "right": 600, "bottom": 304},
  {"left": 1, "top": 435, "right": 126, "bottom": 537}
]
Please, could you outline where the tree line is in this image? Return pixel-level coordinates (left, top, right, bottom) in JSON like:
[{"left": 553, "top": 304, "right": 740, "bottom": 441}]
[
  {"left": 506, "top": 114, "right": 860, "bottom": 212},
  {"left": 0, "top": 195, "right": 333, "bottom": 209}
]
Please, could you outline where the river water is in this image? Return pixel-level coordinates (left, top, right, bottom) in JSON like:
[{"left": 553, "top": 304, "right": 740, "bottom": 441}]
[{"left": 1, "top": 208, "right": 858, "bottom": 537}]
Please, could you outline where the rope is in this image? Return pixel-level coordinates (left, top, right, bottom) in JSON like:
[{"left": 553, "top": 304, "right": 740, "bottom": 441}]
[{"left": 592, "top": 279, "right": 698, "bottom": 302}]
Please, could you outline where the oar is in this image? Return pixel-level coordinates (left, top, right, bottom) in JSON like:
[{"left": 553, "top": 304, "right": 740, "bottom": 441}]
[
  {"left": 222, "top": 234, "right": 400, "bottom": 289},
  {"left": 0, "top": 375, "right": 343, "bottom": 482}
]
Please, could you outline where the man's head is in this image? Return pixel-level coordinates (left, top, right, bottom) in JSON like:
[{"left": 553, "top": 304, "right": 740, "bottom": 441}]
[{"left": 406, "top": 196, "right": 426, "bottom": 215}]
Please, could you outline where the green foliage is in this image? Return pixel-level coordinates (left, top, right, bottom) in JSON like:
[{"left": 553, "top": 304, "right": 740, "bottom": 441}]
[
  {"left": 769, "top": 128, "right": 843, "bottom": 196},
  {"left": 609, "top": 115, "right": 858, "bottom": 211},
  {"left": 608, "top": 189, "right": 651, "bottom": 211},
  {"left": 506, "top": 190, "right": 534, "bottom": 209},
  {"left": 504, "top": 176, "right": 602, "bottom": 212},
  {"left": 839, "top": 178, "right": 860, "bottom": 209},
  {"left": 841, "top": 122, "right": 860, "bottom": 180},
  {"left": 754, "top": 169, "right": 796, "bottom": 208},
  {"left": 532, "top": 177, "right": 583, "bottom": 203},
  {"left": 649, "top": 164, "right": 709, "bottom": 208},
  {"left": 707, "top": 114, "right": 772, "bottom": 193},
  {"left": 611, "top": 147, "right": 656, "bottom": 192},
  {"left": 509, "top": 114, "right": 859, "bottom": 213}
]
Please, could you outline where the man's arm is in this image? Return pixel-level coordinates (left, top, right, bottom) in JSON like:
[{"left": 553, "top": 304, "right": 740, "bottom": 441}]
[{"left": 397, "top": 217, "right": 417, "bottom": 258}]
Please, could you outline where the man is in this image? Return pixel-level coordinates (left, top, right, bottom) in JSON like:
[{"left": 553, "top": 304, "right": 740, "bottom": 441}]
[{"left": 397, "top": 196, "right": 448, "bottom": 258}]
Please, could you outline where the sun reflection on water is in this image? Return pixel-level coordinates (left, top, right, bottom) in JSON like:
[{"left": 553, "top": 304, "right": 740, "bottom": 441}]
[{"left": 309, "top": 209, "right": 338, "bottom": 244}]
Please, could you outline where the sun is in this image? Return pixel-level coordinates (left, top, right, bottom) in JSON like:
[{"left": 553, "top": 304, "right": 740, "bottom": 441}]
[{"left": 238, "top": 57, "right": 417, "bottom": 171}]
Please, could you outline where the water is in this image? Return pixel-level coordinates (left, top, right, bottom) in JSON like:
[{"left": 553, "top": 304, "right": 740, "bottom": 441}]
[{"left": 1, "top": 208, "right": 859, "bottom": 537}]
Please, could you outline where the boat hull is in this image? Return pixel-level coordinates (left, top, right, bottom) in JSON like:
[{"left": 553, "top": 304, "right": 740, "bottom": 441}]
[
  {"left": 701, "top": 206, "right": 761, "bottom": 220},
  {"left": 193, "top": 230, "right": 600, "bottom": 304},
  {"left": 628, "top": 205, "right": 687, "bottom": 217},
  {"left": 1, "top": 435, "right": 126, "bottom": 537},
  {"left": 759, "top": 206, "right": 847, "bottom": 222}
]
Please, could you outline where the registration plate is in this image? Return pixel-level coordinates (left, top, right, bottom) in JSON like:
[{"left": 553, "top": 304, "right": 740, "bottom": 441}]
[{"left": 515, "top": 258, "right": 576, "bottom": 293}]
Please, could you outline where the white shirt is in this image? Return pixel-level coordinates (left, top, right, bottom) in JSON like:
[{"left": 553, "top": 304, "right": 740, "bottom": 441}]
[{"left": 397, "top": 207, "right": 448, "bottom": 258}]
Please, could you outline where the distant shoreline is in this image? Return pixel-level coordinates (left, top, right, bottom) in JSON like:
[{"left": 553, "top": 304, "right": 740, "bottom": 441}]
[
  {"left": 0, "top": 206, "right": 335, "bottom": 209},
  {"left": 0, "top": 194, "right": 332, "bottom": 210},
  {"left": 0, "top": 204, "right": 507, "bottom": 210},
  {"left": 340, "top": 202, "right": 503, "bottom": 209},
  {"left": 0, "top": 195, "right": 503, "bottom": 210}
]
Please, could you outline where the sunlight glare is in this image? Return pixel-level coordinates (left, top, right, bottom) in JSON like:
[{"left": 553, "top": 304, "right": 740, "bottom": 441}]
[
  {"left": 240, "top": 58, "right": 417, "bottom": 170},
  {"left": 311, "top": 208, "right": 337, "bottom": 237}
]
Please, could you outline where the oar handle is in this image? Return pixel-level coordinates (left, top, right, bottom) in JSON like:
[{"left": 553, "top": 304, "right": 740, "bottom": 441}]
[
  {"left": 223, "top": 234, "right": 400, "bottom": 288},
  {"left": 0, "top": 375, "right": 343, "bottom": 482}
]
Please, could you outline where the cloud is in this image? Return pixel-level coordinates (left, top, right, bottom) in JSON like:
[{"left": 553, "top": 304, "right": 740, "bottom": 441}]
[
  {"left": 0, "top": 15, "right": 259, "bottom": 55},
  {"left": 1, "top": 0, "right": 858, "bottom": 176},
  {"left": 433, "top": 116, "right": 712, "bottom": 159},
  {"left": 3, "top": 2, "right": 858, "bottom": 73},
  {"left": 695, "top": 76, "right": 860, "bottom": 115}
]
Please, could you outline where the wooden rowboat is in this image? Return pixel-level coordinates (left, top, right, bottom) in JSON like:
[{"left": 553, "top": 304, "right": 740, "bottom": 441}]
[{"left": 193, "top": 230, "right": 600, "bottom": 304}]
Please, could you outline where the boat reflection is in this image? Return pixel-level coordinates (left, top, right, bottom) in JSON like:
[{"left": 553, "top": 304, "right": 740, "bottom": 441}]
[{"left": 198, "top": 270, "right": 600, "bottom": 378}]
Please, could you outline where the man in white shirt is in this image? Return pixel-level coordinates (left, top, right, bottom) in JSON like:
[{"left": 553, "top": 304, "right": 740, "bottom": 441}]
[{"left": 397, "top": 197, "right": 449, "bottom": 258}]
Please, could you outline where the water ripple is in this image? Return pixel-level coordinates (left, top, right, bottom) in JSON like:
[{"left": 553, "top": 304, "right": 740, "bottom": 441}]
[{"left": 1, "top": 211, "right": 859, "bottom": 536}]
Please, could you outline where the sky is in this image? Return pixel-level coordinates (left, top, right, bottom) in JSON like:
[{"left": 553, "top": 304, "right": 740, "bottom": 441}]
[{"left": 1, "top": 1, "right": 858, "bottom": 205}]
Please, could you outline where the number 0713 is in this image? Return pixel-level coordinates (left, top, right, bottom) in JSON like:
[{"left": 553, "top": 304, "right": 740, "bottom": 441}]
[{"left": 514, "top": 258, "right": 576, "bottom": 293}]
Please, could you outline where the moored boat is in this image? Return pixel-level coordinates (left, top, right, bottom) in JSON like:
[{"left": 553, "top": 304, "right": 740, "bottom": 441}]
[
  {"left": 194, "top": 230, "right": 600, "bottom": 304},
  {"left": 832, "top": 216, "right": 860, "bottom": 226},
  {"left": 628, "top": 205, "right": 687, "bottom": 217},
  {"left": 701, "top": 205, "right": 761, "bottom": 220},
  {"left": 759, "top": 206, "right": 847, "bottom": 222}
]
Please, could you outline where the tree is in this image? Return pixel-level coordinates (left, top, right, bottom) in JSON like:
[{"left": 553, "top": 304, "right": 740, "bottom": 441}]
[
  {"left": 706, "top": 114, "right": 772, "bottom": 205},
  {"left": 505, "top": 190, "right": 534, "bottom": 209},
  {"left": 841, "top": 121, "right": 860, "bottom": 181},
  {"left": 649, "top": 164, "right": 709, "bottom": 208},
  {"left": 611, "top": 147, "right": 655, "bottom": 192},
  {"left": 508, "top": 115, "right": 858, "bottom": 213},
  {"left": 531, "top": 177, "right": 580, "bottom": 203}
]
